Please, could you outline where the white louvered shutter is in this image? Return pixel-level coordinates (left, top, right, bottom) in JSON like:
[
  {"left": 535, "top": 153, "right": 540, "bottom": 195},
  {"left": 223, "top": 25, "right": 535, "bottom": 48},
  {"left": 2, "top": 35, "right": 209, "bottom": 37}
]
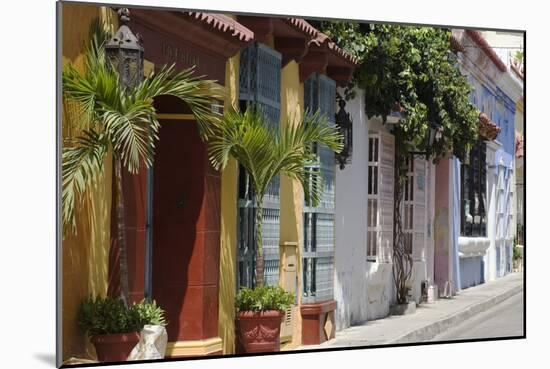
[
  {"left": 378, "top": 132, "right": 395, "bottom": 263},
  {"left": 413, "top": 157, "right": 427, "bottom": 261}
]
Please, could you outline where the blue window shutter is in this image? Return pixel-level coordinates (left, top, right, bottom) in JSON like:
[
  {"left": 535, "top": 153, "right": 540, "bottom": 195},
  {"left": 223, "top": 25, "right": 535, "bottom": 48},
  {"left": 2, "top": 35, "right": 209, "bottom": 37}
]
[
  {"left": 302, "top": 73, "right": 336, "bottom": 303},
  {"left": 237, "top": 42, "right": 282, "bottom": 288}
]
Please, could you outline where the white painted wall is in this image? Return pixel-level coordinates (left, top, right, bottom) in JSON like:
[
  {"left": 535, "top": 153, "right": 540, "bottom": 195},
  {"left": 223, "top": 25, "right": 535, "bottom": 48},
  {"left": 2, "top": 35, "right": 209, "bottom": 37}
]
[
  {"left": 365, "top": 262, "right": 394, "bottom": 320},
  {"left": 334, "top": 90, "right": 437, "bottom": 327},
  {"left": 362, "top": 117, "right": 397, "bottom": 320},
  {"left": 334, "top": 88, "right": 369, "bottom": 330}
]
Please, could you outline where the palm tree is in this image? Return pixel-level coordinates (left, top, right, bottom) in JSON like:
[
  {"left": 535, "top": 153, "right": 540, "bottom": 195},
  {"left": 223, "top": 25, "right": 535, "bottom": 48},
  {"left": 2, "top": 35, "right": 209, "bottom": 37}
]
[
  {"left": 208, "top": 107, "right": 343, "bottom": 287},
  {"left": 62, "top": 24, "right": 223, "bottom": 306}
]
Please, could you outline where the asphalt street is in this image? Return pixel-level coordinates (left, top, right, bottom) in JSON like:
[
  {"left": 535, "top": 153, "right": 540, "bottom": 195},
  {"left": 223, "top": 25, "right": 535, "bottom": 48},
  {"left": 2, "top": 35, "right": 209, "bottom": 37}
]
[{"left": 431, "top": 289, "right": 524, "bottom": 342}]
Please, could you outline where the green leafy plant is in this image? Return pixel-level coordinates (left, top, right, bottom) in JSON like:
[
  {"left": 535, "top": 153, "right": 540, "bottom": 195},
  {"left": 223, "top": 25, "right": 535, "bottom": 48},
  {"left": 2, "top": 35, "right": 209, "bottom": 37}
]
[
  {"left": 78, "top": 296, "right": 167, "bottom": 336},
  {"left": 130, "top": 299, "right": 167, "bottom": 327},
  {"left": 235, "top": 285, "right": 294, "bottom": 312},
  {"left": 208, "top": 106, "right": 342, "bottom": 287},
  {"left": 78, "top": 296, "right": 140, "bottom": 336}
]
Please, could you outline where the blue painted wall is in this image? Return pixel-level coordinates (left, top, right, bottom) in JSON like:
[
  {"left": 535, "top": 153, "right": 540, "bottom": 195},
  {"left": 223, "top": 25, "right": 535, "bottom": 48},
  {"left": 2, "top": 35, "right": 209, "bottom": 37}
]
[
  {"left": 460, "top": 256, "right": 484, "bottom": 289},
  {"left": 468, "top": 76, "right": 516, "bottom": 156}
]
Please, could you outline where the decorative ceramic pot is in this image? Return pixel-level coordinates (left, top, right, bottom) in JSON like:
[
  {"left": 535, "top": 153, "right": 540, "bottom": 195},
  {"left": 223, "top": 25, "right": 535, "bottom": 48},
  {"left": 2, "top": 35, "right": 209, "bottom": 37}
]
[
  {"left": 236, "top": 310, "right": 283, "bottom": 353},
  {"left": 90, "top": 332, "right": 140, "bottom": 362}
]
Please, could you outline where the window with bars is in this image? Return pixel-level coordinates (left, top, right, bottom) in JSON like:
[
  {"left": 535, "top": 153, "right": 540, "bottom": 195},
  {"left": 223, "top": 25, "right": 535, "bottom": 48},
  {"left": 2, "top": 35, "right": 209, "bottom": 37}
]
[
  {"left": 403, "top": 157, "right": 414, "bottom": 255},
  {"left": 237, "top": 42, "right": 282, "bottom": 289},
  {"left": 366, "top": 131, "right": 395, "bottom": 263},
  {"left": 367, "top": 136, "right": 379, "bottom": 261},
  {"left": 302, "top": 73, "right": 336, "bottom": 303},
  {"left": 461, "top": 140, "right": 487, "bottom": 237}
]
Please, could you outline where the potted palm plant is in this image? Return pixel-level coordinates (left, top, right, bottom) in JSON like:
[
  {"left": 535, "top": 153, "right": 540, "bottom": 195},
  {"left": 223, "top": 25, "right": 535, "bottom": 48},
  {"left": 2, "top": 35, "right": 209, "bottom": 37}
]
[
  {"left": 208, "top": 106, "right": 343, "bottom": 352},
  {"left": 78, "top": 296, "right": 166, "bottom": 362}
]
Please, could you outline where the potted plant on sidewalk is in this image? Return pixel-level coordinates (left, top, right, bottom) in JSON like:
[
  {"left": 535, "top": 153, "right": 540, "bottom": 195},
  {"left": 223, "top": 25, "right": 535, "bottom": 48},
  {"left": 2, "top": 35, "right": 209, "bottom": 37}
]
[
  {"left": 235, "top": 285, "right": 294, "bottom": 353},
  {"left": 78, "top": 296, "right": 166, "bottom": 362},
  {"left": 208, "top": 106, "right": 343, "bottom": 352}
]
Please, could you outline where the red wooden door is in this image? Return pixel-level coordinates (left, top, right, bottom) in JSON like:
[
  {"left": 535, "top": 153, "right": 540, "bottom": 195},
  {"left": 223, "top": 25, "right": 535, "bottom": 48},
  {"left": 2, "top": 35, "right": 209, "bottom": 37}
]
[{"left": 152, "top": 119, "right": 221, "bottom": 343}]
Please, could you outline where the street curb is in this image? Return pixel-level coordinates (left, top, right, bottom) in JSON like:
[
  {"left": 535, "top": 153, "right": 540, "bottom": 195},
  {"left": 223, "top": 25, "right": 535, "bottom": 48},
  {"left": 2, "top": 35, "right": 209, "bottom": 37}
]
[{"left": 387, "top": 283, "right": 523, "bottom": 344}]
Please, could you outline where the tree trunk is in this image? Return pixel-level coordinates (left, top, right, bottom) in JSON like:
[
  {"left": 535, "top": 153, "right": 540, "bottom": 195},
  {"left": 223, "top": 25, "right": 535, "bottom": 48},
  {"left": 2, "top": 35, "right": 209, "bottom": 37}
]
[
  {"left": 114, "top": 157, "right": 130, "bottom": 307},
  {"left": 254, "top": 195, "right": 264, "bottom": 287},
  {"left": 392, "top": 147, "right": 413, "bottom": 305}
]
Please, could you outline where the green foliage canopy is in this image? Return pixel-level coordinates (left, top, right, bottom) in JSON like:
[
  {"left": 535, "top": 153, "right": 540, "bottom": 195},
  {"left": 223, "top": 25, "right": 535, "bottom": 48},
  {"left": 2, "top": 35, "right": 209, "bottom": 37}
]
[{"left": 314, "top": 22, "right": 480, "bottom": 162}]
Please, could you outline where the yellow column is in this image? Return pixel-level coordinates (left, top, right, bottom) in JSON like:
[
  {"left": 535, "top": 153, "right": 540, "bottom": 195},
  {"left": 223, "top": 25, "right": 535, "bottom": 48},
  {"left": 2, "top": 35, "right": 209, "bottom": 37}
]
[
  {"left": 217, "top": 52, "right": 240, "bottom": 355},
  {"left": 61, "top": 3, "right": 117, "bottom": 361},
  {"left": 278, "top": 60, "right": 305, "bottom": 349}
]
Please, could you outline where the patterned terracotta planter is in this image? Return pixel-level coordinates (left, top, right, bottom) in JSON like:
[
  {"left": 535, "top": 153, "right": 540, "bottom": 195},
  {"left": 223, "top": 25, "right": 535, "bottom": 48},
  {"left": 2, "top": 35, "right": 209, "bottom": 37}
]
[
  {"left": 236, "top": 310, "right": 283, "bottom": 353},
  {"left": 90, "top": 332, "right": 140, "bottom": 362}
]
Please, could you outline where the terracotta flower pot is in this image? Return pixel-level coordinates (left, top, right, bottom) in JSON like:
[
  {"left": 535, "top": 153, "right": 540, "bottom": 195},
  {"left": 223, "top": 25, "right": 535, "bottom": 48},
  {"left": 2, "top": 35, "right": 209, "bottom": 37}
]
[
  {"left": 90, "top": 332, "right": 140, "bottom": 362},
  {"left": 236, "top": 310, "right": 283, "bottom": 353}
]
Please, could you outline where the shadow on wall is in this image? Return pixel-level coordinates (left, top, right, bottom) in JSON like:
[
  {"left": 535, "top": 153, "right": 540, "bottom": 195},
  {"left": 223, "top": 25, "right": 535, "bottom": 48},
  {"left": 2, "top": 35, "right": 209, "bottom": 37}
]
[
  {"left": 62, "top": 155, "right": 112, "bottom": 361},
  {"left": 334, "top": 271, "right": 352, "bottom": 330},
  {"left": 61, "top": 3, "right": 118, "bottom": 360},
  {"left": 218, "top": 159, "right": 238, "bottom": 355}
]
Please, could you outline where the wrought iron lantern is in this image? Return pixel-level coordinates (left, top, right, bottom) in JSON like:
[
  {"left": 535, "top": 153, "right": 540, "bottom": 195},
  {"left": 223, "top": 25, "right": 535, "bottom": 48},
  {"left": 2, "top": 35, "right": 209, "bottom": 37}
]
[
  {"left": 335, "top": 97, "right": 353, "bottom": 169},
  {"left": 105, "top": 8, "right": 144, "bottom": 91},
  {"left": 410, "top": 119, "right": 443, "bottom": 160},
  {"left": 428, "top": 120, "right": 443, "bottom": 147}
]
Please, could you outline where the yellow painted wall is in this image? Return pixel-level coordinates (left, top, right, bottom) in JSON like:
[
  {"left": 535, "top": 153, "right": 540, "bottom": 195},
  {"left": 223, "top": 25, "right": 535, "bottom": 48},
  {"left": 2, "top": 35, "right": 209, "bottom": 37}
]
[
  {"left": 278, "top": 61, "right": 305, "bottom": 349},
  {"left": 217, "top": 52, "right": 240, "bottom": 354},
  {"left": 61, "top": 3, "right": 117, "bottom": 361}
]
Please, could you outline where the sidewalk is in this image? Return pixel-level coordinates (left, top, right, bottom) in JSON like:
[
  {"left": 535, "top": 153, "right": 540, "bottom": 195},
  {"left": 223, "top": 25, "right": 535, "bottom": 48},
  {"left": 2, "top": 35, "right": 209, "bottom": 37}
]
[{"left": 298, "top": 272, "right": 523, "bottom": 349}]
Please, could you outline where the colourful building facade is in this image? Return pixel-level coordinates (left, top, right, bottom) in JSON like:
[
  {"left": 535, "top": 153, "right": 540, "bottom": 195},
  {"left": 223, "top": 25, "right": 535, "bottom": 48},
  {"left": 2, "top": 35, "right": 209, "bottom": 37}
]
[{"left": 60, "top": 3, "right": 356, "bottom": 361}]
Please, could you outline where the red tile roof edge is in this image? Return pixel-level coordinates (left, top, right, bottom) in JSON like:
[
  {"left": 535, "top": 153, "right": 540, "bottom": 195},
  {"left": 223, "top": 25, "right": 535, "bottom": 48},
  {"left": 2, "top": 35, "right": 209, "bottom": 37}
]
[
  {"left": 308, "top": 30, "right": 359, "bottom": 65},
  {"left": 478, "top": 112, "right": 501, "bottom": 140},
  {"left": 183, "top": 13, "right": 357, "bottom": 66},
  {"left": 511, "top": 59, "right": 524, "bottom": 80},
  {"left": 284, "top": 18, "right": 319, "bottom": 38},
  {"left": 327, "top": 38, "right": 360, "bottom": 65},
  {"left": 451, "top": 34, "right": 466, "bottom": 53},
  {"left": 465, "top": 30, "right": 507, "bottom": 73},
  {"left": 184, "top": 12, "right": 254, "bottom": 42}
]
